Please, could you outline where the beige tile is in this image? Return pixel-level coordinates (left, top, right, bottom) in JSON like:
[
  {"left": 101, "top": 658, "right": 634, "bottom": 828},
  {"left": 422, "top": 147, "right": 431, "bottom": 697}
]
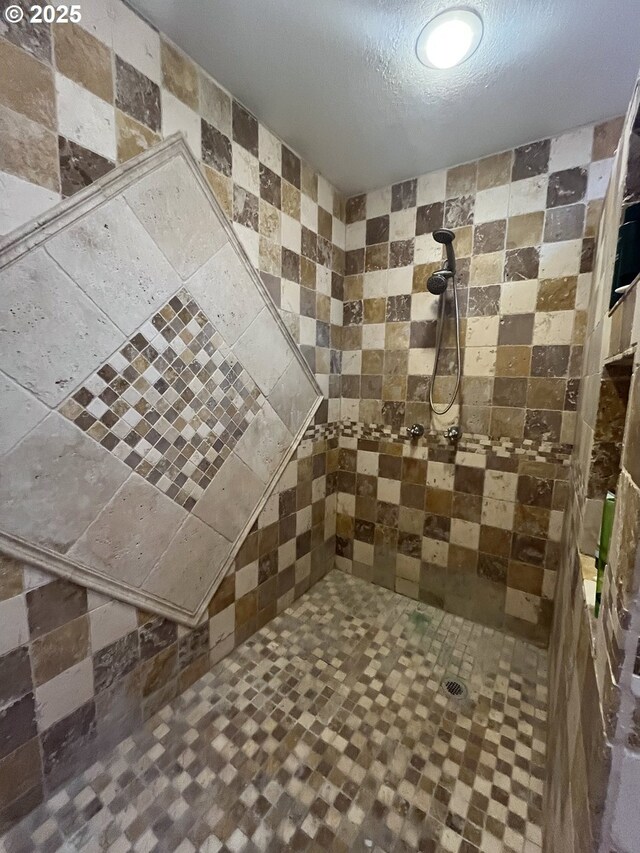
[
  {"left": 161, "top": 38, "right": 198, "bottom": 109},
  {"left": 0, "top": 38, "right": 55, "bottom": 129},
  {"left": 199, "top": 72, "right": 230, "bottom": 134},
  {"left": 202, "top": 163, "right": 232, "bottom": 219},
  {"left": 592, "top": 116, "right": 624, "bottom": 161},
  {"left": 0, "top": 105, "right": 58, "bottom": 189},
  {"left": 116, "top": 109, "right": 160, "bottom": 161},
  {"left": 477, "top": 150, "right": 512, "bottom": 190},
  {"left": 507, "top": 212, "right": 544, "bottom": 249},
  {"left": 53, "top": 22, "right": 113, "bottom": 103}
]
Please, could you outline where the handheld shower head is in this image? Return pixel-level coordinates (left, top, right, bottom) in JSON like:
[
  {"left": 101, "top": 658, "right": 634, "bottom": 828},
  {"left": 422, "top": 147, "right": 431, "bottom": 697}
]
[
  {"left": 427, "top": 269, "right": 453, "bottom": 295},
  {"left": 432, "top": 228, "right": 457, "bottom": 276}
]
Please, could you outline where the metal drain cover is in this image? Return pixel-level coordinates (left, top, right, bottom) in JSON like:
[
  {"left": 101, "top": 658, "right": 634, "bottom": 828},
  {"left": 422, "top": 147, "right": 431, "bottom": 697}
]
[{"left": 441, "top": 676, "right": 468, "bottom": 699}]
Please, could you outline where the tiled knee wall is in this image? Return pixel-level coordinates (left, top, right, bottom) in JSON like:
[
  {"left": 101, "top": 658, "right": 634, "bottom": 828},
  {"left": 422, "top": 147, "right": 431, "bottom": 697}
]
[
  {"left": 0, "top": 432, "right": 338, "bottom": 832},
  {"left": 335, "top": 424, "right": 569, "bottom": 645}
]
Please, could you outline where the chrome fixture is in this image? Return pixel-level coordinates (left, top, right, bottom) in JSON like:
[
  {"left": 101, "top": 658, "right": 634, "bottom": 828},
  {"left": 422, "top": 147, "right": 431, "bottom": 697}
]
[
  {"left": 407, "top": 423, "right": 425, "bottom": 439},
  {"left": 427, "top": 229, "right": 461, "bottom": 416},
  {"left": 443, "top": 425, "right": 461, "bottom": 443}
]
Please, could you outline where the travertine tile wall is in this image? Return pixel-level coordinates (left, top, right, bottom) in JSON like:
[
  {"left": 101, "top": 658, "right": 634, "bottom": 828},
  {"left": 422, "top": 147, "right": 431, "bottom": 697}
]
[
  {"left": 0, "top": 0, "right": 344, "bottom": 830},
  {"left": 546, "top": 78, "right": 640, "bottom": 852},
  {"left": 336, "top": 120, "right": 622, "bottom": 643}
]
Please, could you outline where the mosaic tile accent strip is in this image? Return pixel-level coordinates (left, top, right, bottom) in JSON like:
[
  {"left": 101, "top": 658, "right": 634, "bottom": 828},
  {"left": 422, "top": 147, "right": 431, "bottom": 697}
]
[
  {"left": 0, "top": 571, "right": 547, "bottom": 853},
  {"left": 59, "top": 289, "right": 265, "bottom": 511},
  {"left": 340, "top": 420, "right": 572, "bottom": 466}
]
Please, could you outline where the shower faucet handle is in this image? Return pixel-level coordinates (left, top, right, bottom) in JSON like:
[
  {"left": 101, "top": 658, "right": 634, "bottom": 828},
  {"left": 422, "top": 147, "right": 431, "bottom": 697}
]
[
  {"left": 407, "top": 423, "right": 425, "bottom": 439},
  {"left": 443, "top": 425, "right": 461, "bottom": 442}
]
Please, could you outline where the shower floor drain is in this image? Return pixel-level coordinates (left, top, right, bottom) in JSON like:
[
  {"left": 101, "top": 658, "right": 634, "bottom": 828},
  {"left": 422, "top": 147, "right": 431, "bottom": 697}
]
[{"left": 441, "top": 676, "right": 468, "bottom": 699}]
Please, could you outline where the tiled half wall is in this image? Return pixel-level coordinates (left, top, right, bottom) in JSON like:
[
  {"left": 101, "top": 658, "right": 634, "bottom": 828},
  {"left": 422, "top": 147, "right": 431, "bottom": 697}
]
[
  {"left": 337, "top": 117, "right": 623, "bottom": 643},
  {"left": 0, "top": 0, "right": 345, "bottom": 829}
]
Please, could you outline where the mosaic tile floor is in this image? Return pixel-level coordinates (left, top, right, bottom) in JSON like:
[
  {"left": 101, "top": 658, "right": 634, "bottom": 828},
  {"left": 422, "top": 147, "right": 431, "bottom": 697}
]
[{"left": 0, "top": 572, "right": 547, "bottom": 853}]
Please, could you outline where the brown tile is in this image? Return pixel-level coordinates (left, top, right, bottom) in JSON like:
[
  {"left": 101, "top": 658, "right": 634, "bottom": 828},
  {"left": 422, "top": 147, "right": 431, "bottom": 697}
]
[
  {"left": 0, "top": 556, "right": 23, "bottom": 602},
  {"left": 31, "top": 615, "right": 89, "bottom": 686},
  {"left": 231, "top": 100, "right": 258, "bottom": 157},
  {"left": 531, "top": 345, "right": 570, "bottom": 377},
  {"left": 282, "top": 145, "right": 301, "bottom": 188},
  {"left": 318, "top": 206, "right": 332, "bottom": 240},
  {"left": 0, "top": 647, "right": 32, "bottom": 708},
  {"left": 54, "top": 22, "right": 113, "bottom": 103},
  {"left": 445, "top": 195, "right": 474, "bottom": 228},
  {"left": 116, "top": 110, "right": 160, "bottom": 162},
  {"left": 0, "top": 103, "right": 59, "bottom": 191},
  {"left": 141, "top": 645, "right": 177, "bottom": 697},
  {"left": 0, "top": 693, "right": 36, "bottom": 760},
  {"left": 115, "top": 55, "right": 160, "bottom": 132},
  {"left": 493, "top": 377, "right": 527, "bottom": 407},
  {"left": 26, "top": 577, "right": 87, "bottom": 640},
  {"left": 0, "top": 37, "right": 55, "bottom": 129},
  {"left": 479, "top": 525, "right": 512, "bottom": 557},
  {"left": 0, "top": 735, "right": 42, "bottom": 815},
  {"left": 495, "top": 346, "right": 531, "bottom": 378},
  {"left": 301, "top": 162, "right": 318, "bottom": 201},
  {"left": 498, "top": 314, "right": 534, "bottom": 345},
  {"left": 527, "top": 378, "right": 565, "bottom": 409},
  {"left": 474, "top": 220, "right": 506, "bottom": 254},
  {"left": 592, "top": 116, "right": 624, "bottom": 161},
  {"left": 233, "top": 186, "right": 259, "bottom": 230},
  {"left": 346, "top": 194, "right": 366, "bottom": 223},
  {"left": 412, "top": 261, "right": 440, "bottom": 292},
  {"left": 447, "top": 162, "right": 477, "bottom": 197},
  {"left": 41, "top": 700, "right": 96, "bottom": 790},
  {"left": 536, "top": 276, "right": 577, "bottom": 311},
  {"left": 366, "top": 215, "right": 389, "bottom": 245},
  {"left": 543, "top": 203, "right": 585, "bottom": 242},
  {"left": 202, "top": 164, "right": 232, "bottom": 218},
  {"left": 517, "top": 474, "right": 553, "bottom": 508},
  {"left": 508, "top": 560, "right": 544, "bottom": 594},
  {"left": 161, "top": 39, "right": 198, "bottom": 109},
  {"left": 546, "top": 167, "right": 587, "bottom": 208},
  {"left": 506, "top": 212, "right": 544, "bottom": 249},
  {"left": 416, "top": 202, "right": 444, "bottom": 236},
  {"left": 365, "top": 243, "right": 389, "bottom": 272},
  {"left": 0, "top": 1, "right": 51, "bottom": 62},
  {"left": 59, "top": 135, "right": 113, "bottom": 196},
  {"left": 391, "top": 178, "right": 417, "bottom": 211},
  {"left": 477, "top": 150, "right": 512, "bottom": 190},
  {"left": 512, "top": 139, "right": 550, "bottom": 181},
  {"left": 454, "top": 465, "right": 485, "bottom": 495},
  {"left": 390, "top": 238, "right": 414, "bottom": 267},
  {"left": 202, "top": 119, "right": 232, "bottom": 176},
  {"left": 280, "top": 188, "right": 301, "bottom": 232},
  {"left": 514, "top": 504, "right": 550, "bottom": 539},
  {"left": 524, "top": 408, "right": 562, "bottom": 442},
  {"left": 490, "top": 406, "right": 525, "bottom": 439},
  {"left": 504, "top": 247, "right": 539, "bottom": 281}
]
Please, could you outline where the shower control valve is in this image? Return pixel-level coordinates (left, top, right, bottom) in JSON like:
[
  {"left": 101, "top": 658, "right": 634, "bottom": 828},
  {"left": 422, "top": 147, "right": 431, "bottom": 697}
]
[
  {"left": 443, "top": 425, "right": 461, "bottom": 442},
  {"left": 407, "top": 423, "right": 425, "bottom": 439}
]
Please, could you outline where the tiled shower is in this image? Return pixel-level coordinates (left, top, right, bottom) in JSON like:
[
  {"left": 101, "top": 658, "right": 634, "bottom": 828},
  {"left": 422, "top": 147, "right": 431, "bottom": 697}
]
[{"left": 1, "top": 2, "right": 640, "bottom": 851}]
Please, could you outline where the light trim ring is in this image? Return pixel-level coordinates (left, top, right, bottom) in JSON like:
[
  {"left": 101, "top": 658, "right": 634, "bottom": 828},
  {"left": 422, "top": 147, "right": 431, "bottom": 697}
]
[{"left": 416, "top": 8, "right": 483, "bottom": 70}]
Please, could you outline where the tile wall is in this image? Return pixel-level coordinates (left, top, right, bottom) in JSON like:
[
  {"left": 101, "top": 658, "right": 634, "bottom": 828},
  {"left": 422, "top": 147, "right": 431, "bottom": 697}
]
[
  {"left": 336, "top": 119, "right": 622, "bottom": 643},
  {"left": 0, "top": 0, "right": 345, "bottom": 830},
  {"left": 546, "top": 77, "right": 640, "bottom": 852}
]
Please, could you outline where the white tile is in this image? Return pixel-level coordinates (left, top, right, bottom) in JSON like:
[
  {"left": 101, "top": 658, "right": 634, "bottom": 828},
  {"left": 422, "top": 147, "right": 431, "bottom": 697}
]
[
  {"left": 89, "top": 600, "right": 137, "bottom": 652},
  {"left": 56, "top": 73, "right": 115, "bottom": 161},
  {"left": 0, "top": 172, "right": 59, "bottom": 237},
  {"left": 450, "top": 518, "right": 479, "bottom": 549},
  {"left": 268, "top": 357, "right": 318, "bottom": 434},
  {"left": 36, "top": 657, "right": 94, "bottom": 730},
  {"left": 549, "top": 126, "right": 594, "bottom": 172},
  {"left": 300, "top": 195, "right": 317, "bottom": 230},
  {"left": 417, "top": 170, "right": 446, "bottom": 205},
  {"left": 69, "top": 475, "right": 186, "bottom": 586},
  {"left": 500, "top": 280, "right": 538, "bottom": 315},
  {"left": 508, "top": 176, "right": 548, "bottom": 217},
  {"left": 475, "top": 185, "right": 509, "bottom": 223},
  {"left": 410, "top": 291, "right": 439, "bottom": 322},
  {"left": 161, "top": 91, "right": 200, "bottom": 157},
  {"left": 233, "top": 309, "right": 294, "bottom": 395},
  {"left": 76, "top": 0, "right": 115, "bottom": 46},
  {"left": 414, "top": 233, "right": 443, "bottom": 265},
  {"left": 232, "top": 143, "right": 259, "bottom": 195},
  {"left": 209, "top": 604, "right": 235, "bottom": 646},
  {"left": 533, "top": 310, "right": 574, "bottom": 345},
  {"left": 317, "top": 175, "right": 333, "bottom": 212},
  {"left": 233, "top": 223, "right": 259, "bottom": 268},
  {"left": 187, "top": 241, "right": 261, "bottom": 344},
  {"left": 112, "top": 0, "right": 161, "bottom": 83},
  {"left": 389, "top": 208, "right": 416, "bottom": 241},
  {"left": 539, "top": 240, "right": 582, "bottom": 278},
  {"left": 465, "top": 316, "right": 499, "bottom": 347},
  {"left": 0, "top": 595, "right": 29, "bottom": 655},
  {"left": 463, "top": 347, "right": 497, "bottom": 377},
  {"left": 234, "top": 402, "right": 292, "bottom": 484},
  {"left": 47, "top": 197, "right": 181, "bottom": 336},
  {"left": 281, "top": 213, "right": 301, "bottom": 253},
  {"left": 124, "top": 156, "right": 225, "bottom": 279},
  {"left": 0, "top": 373, "right": 48, "bottom": 456},
  {"left": 365, "top": 186, "right": 391, "bottom": 218},
  {"left": 346, "top": 221, "right": 365, "bottom": 250},
  {"left": 194, "top": 452, "right": 264, "bottom": 540},
  {"left": 588, "top": 158, "right": 613, "bottom": 200},
  {"left": 258, "top": 125, "right": 281, "bottom": 174},
  {"left": 0, "top": 249, "right": 123, "bottom": 406},
  {"left": 484, "top": 470, "right": 518, "bottom": 502},
  {"left": 144, "top": 516, "right": 232, "bottom": 612},
  {"left": 505, "top": 588, "right": 539, "bottom": 623},
  {"left": 361, "top": 323, "right": 385, "bottom": 349}
]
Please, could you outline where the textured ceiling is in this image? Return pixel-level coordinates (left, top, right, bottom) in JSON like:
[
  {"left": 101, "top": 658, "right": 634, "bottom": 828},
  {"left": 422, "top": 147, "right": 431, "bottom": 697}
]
[{"left": 128, "top": 0, "right": 640, "bottom": 195}]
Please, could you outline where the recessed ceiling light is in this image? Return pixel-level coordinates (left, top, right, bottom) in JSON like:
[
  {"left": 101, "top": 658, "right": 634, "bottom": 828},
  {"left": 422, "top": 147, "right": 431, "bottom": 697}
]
[{"left": 416, "top": 8, "right": 483, "bottom": 70}]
